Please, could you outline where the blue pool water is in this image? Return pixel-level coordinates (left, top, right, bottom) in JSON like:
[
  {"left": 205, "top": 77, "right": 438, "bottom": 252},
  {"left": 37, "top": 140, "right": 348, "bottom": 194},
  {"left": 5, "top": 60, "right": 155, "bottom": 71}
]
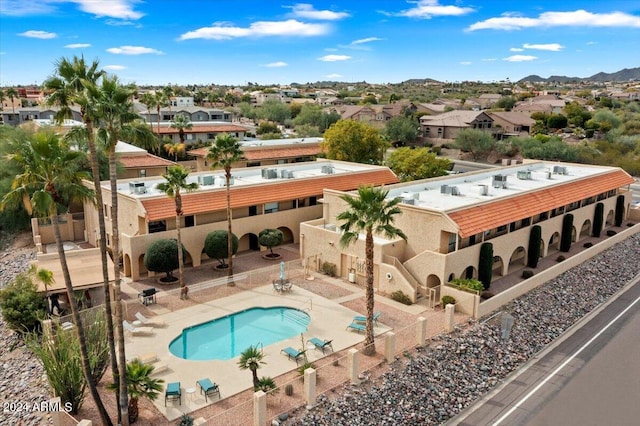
[{"left": 169, "top": 306, "right": 310, "bottom": 360}]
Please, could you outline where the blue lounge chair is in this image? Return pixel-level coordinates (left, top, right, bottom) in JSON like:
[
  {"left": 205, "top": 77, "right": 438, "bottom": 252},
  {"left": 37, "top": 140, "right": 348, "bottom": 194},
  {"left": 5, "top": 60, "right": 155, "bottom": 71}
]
[
  {"left": 347, "top": 322, "right": 366, "bottom": 333},
  {"left": 307, "top": 338, "right": 334, "bottom": 354},
  {"left": 281, "top": 347, "right": 306, "bottom": 364},
  {"left": 165, "top": 382, "right": 181, "bottom": 406},
  {"left": 197, "top": 378, "right": 220, "bottom": 402},
  {"left": 353, "top": 311, "right": 381, "bottom": 325}
]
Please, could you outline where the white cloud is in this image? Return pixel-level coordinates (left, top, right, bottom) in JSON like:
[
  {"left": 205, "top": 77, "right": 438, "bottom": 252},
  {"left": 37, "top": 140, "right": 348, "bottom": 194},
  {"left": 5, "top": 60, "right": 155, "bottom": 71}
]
[
  {"left": 482, "top": 58, "right": 498, "bottom": 62},
  {"left": 503, "top": 55, "right": 537, "bottom": 62},
  {"left": 289, "top": 3, "right": 350, "bottom": 20},
  {"left": 351, "top": 37, "right": 383, "bottom": 45},
  {"left": 318, "top": 54, "right": 351, "bottom": 62},
  {"left": 459, "top": 61, "right": 472, "bottom": 65},
  {"left": 395, "top": 0, "right": 475, "bottom": 19},
  {"left": 65, "top": 43, "right": 91, "bottom": 49},
  {"left": 468, "top": 10, "right": 640, "bottom": 31},
  {"left": 264, "top": 61, "right": 288, "bottom": 68},
  {"left": 18, "top": 30, "right": 57, "bottom": 39},
  {"left": 104, "top": 65, "right": 126, "bottom": 71},
  {"left": 510, "top": 47, "right": 524, "bottom": 52},
  {"left": 0, "top": 0, "right": 56, "bottom": 16},
  {"left": 107, "top": 45, "right": 163, "bottom": 55},
  {"left": 71, "top": 0, "right": 144, "bottom": 20},
  {"left": 179, "top": 19, "right": 329, "bottom": 40},
  {"left": 326, "top": 73, "right": 343, "bottom": 78},
  {"left": 523, "top": 43, "right": 564, "bottom": 51}
]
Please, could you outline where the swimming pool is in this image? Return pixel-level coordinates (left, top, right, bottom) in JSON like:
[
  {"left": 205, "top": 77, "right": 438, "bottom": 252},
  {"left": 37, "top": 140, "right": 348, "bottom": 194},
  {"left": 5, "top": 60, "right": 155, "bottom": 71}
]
[{"left": 169, "top": 306, "right": 310, "bottom": 360}]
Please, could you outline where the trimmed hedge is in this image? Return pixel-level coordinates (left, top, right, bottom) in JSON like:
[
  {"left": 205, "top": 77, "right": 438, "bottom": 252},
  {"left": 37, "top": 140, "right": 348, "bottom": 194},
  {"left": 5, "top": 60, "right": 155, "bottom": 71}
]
[
  {"left": 560, "top": 214, "right": 574, "bottom": 252},
  {"left": 478, "top": 242, "right": 493, "bottom": 290},
  {"left": 615, "top": 195, "right": 625, "bottom": 227},
  {"left": 527, "top": 225, "right": 542, "bottom": 268},
  {"left": 592, "top": 202, "right": 604, "bottom": 237},
  {"left": 144, "top": 239, "right": 185, "bottom": 278}
]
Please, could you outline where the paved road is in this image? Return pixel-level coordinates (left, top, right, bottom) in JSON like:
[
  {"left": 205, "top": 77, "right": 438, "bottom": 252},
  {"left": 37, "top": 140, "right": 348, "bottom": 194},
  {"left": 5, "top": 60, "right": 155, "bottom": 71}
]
[{"left": 452, "top": 277, "right": 640, "bottom": 426}]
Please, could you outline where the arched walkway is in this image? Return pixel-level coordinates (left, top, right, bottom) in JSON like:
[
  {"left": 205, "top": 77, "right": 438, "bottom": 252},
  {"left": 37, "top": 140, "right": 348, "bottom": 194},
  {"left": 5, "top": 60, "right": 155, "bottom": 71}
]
[
  {"left": 238, "top": 233, "right": 259, "bottom": 252},
  {"left": 606, "top": 209, "right": 615, "bottom": 225},
  {"left": 426, "top": 274, "right": 441, "bottom": 288},
  {"left": 508, "top": 246, "right": 526, "bottom": 273},
  {"left": 460, "top": 265, "right": 477, "bottom": 279},
  {"left": 492, "top": 256, "right": 504, "bottom": 277},
  {"left": 548, "top": 232, "right": 560, "bottom": 252},
  {"left": 124, "top": 253, "right": 132, "bottom": 277},
  {"left": 277, "top": 226, "right": 294, "bottom": 243},
  {"left": 579, "top": 219, "right": 592, "bottom": 240}
]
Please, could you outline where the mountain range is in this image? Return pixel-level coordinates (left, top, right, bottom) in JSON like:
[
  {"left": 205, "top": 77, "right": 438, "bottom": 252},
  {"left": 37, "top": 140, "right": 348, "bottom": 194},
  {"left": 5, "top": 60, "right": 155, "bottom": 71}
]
[{"left": 517, "top": 67, "right": 640, "bottom": 83}]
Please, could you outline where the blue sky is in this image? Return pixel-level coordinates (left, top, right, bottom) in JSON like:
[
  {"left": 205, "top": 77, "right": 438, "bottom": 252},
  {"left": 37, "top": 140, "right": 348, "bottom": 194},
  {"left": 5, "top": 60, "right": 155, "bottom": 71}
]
[{"left": 1, "top": 0, "right": 639, "bottom": 86}]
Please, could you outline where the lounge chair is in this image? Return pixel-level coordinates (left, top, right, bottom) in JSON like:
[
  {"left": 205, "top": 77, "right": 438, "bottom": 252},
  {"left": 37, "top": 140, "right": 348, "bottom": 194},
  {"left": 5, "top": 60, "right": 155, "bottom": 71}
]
[
  {"left": 307, "top": 338, "right": 334, "bottom": 354},
  {"left": 136, "top": 352, "right": 158, "bottom": 364},
  {"left": 280, "top": 347, "right": 306, "bottom": 365},
  {"left": 165, "top": 382, "right": 181, "bottom": 406},
  {"left": 123, "top": 320, "right": 154, "bottom": 336},
  {"left": 196, "top": 378, "right": 220, "bottom": 402},
  {"left": 353, "top": 311, "right": 381, "bottom": 325},
  {"left": 135, "top": 312, "right": 167, "bottom": 327},
  {"left": 347, "top": 321, "right": 366, "bottom": 333}
]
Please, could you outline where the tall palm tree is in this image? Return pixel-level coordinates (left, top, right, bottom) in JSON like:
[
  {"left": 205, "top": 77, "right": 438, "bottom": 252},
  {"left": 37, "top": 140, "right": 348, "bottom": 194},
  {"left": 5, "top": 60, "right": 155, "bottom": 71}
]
[
  {"left": 206, "top": 133, "right": 243, "bottom": 284},
  {"left": 42, "top": 55, "right": 123, "bottom": 423},
  {"left": 163, "top": 140, "right": 185, "bottom": 161},
  {"left": 337, "top": 185, "right": 407, "bottom": 355},
  {"left": 169, "top": 113, "right": 192, "bottom": 144},
  {"left": 6, "top": 87, "right": 18, "bottom": 114},
  {"left": 0, "top": 130, "right": 112, "bottom": 425},
  {"left": 86, "top": 74, "right": 155, "bottom": 426},
  {"left": 108, "top": 359, "right": 163, "bottom": 424},
  {"left": 139, "top": 92, "right": 154, "bottom": 124},
  {"left": 156, "top": 165, "right": 198, "bottom": 291},
  {"left": 238, "top": 345, "right": 266, "bottom": 389}
]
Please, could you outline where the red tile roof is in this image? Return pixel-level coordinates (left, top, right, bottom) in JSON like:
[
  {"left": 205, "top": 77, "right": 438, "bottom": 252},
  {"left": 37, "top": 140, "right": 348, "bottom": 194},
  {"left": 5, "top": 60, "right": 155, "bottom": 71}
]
[
  {"left": 188, "top": 144, "right": 323, "bottom": 160},
  {"left": 448, "top": 169, "right": 634, "bottom": 238},
  {"left": 118, "top": 154, "right": 175, "bottom": 168},
  {"left": 141, "top": 169, "right": 399, "bottom": 221}
]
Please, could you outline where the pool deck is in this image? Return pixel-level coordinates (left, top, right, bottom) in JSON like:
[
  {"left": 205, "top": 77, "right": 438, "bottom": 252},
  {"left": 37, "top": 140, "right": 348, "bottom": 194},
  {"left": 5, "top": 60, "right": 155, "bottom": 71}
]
[{"left": 124, "top": 282, "right": 392, "bottom": 421}]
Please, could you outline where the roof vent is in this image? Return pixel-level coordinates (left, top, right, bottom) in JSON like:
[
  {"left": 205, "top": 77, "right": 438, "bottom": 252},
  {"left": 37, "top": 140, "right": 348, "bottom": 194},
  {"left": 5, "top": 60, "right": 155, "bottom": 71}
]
[
  {"left": 261, "top": 168, "right": 278, "bottom": 179},
  {"left": 492, "top": 174, "right": 508, "bottom": 189},
  {"left": 479, "top": 184, "right": 489, "bottom": 196},
  {"left": 129, "top": 181, "right": 146, "bottom": 194},
  {"left": 553, "top": 166, "right": 568, "bottom": 175},
  {"left": 517, "top": 170, "right": 532, "bottom": 180},
  {"left": 197, "top": 175, "right": 215, "bottom": 185},
  {"left": 440, "top": 185, "right": 461, "bottom": 195},
  {"left": 401, "top": 192, "right": 416, "bottom": 205},
  {"left": 321, "top": 165, "right": 335, "bottom": 174}
]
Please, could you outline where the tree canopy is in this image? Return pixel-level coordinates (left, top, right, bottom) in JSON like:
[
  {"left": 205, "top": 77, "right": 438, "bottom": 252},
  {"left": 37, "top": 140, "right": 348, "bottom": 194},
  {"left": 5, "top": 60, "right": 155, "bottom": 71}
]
[
  {"left": 386, "top": 147, "right": 451, "bottom": 182},
  {"left": 384, "top": 115, "right": 419, "bottom": 146},
  {"left": 204, "top": 230, "right": 239, "bottom": 267},
  {"left": 143, "top": 239, "right": 184, "bottom": 279},
  {"left": 454, "top": 128, "right": 496, "bottom": 161},
  {"left": 322, "top": 120, "right": 389, "bottom": 164}
]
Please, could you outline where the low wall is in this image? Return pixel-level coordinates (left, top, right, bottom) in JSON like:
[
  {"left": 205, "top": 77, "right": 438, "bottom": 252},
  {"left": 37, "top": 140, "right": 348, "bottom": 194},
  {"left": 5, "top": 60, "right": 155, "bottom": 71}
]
[
  {"left": 477, "top": 224, "right": 640, "bottom": 319},
  {"left": 441, "top": 285, "right": 479, "bottom": 317}
]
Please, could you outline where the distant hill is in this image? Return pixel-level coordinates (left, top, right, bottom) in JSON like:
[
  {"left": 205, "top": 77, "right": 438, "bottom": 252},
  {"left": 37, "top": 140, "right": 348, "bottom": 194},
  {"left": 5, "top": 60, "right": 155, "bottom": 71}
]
[
  {"left": 402, "top": 78, "right": 442, "bottom": 85},
  {"left": 518, "top": 67, "right": 640, "bottom": 83}
]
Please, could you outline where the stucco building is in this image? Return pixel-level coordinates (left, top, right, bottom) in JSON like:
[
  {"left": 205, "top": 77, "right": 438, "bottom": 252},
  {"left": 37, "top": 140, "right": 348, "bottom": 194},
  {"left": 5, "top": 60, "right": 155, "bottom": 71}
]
[
  {"left": 82, "top": 160, "right": 398, "bottom": 280},
  {"left": 300, "top": 161, "right": 636, "bottom": 306}
]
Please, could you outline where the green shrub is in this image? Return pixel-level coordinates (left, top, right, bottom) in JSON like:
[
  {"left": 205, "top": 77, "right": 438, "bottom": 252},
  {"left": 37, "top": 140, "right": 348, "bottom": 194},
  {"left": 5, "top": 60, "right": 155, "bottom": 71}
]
[
  {"left": 255, "top": 376, "right": 278, "bottom": 394},
  {"left": 0, "top": 266, "right": 48, "bottom": 334},
  {"left": 556, "top": 255, "right": 566, "bottom": 262},
  {"left": 297, "top": 361, "right": 317, "bottom": 376},
  {"left": 390, "top": 290, "right": 412, "bottom": 305},
  {"left": 478, "top": 242, "right": 493, "bottom": 290},
  {"left": 592, "top": 202, "right": 604, "bottom": 237},
  {"left": 521, "top": 270, "right": 534, "bottom": 279},
  {"left": 321, "top": 261, "right": 337, "bottom": 277},
  {"left": 560, "top": 214, "right": 574, "bottom": 252},
  {"left": 177, "top": 414, "right": 194, "bottom": 426},
  {"left": 527, "top": 225, "right": 542, "bottom": 268},
  {"left": 258, "top": 228, "right": 284, "bottom": 256},
  {"left": 441, "top": 295, "right": 456, "bottom": 306},
  {"left": 450, "top": 278, "right": 483, "bottom": 292}
]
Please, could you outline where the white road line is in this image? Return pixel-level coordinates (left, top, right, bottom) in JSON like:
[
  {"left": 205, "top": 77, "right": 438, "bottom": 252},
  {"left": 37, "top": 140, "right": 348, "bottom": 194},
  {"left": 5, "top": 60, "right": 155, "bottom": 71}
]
[{"left": 492, "top": 293, "right": 640, "bottom": 426}]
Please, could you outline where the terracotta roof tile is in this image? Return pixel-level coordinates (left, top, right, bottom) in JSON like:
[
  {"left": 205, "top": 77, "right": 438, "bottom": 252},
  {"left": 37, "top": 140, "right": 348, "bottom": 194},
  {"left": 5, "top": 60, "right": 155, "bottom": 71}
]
[
  {"left": 157, "top": 125, "right": 248, "bottom": 134},
  {"left": 449, "top": 169, "right": 634, "bottom": 238},
  {"left": 142, "top": 169, "right": 398, "bottom": 221},
  {"left": 118, "top": 154, "right": 175, "bottom": 168},
  {"left": 188, "top": 145, "right": 323, "bottom": 160}
]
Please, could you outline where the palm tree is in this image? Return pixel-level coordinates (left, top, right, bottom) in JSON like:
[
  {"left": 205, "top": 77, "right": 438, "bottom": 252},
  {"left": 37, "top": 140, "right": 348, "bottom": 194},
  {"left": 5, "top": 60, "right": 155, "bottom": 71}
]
[
  {"left": 337, "top": 186, "right": 407, "bottom": 355},
  {"left": 43, "top": 55, "right": 123, "bottom": 424},
  {"left": 169, "top": 113, "right": 192, "bottom": 144},
  {"left": 86, "top": 74, "right": 155, "bottom": 426},
  {"left": 206, "top": 133, "right": 243, "bottom": 284},
  {"left": 139, "top": 92, "right": 154, "bottom": 124},
  {"left": 0, "top": 130, "right": 112, "bottom": 425},
  {"left": 108, "top": 359, "right": 163, "bottom": 424},
  {"left": 238, "top": 345, "right": 265, "bottom": 389},
  {"left": 6, "top": 87, "right": 18, "bottom": 114},
  {"left": 156, "top": 165, "right": 198, "bottom": 291},
  {"left": 163, "top": 140, "right": 185, "bottom": 161}
]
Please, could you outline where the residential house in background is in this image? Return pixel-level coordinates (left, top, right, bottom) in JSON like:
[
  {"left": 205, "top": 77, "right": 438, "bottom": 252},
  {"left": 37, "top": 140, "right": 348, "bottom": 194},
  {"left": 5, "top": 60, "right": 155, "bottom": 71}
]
[
  {"left": 487, "top": 111, "right": 536, "bottom": 137},
  {"left": 115, "top": 141, "right": 175, "bottom": 179},
  {"left": 157, "top": 122, "right": 249, "bottom": 145},
  {"left": 420, "top": 110, "right": 494, "bottom": 140}
]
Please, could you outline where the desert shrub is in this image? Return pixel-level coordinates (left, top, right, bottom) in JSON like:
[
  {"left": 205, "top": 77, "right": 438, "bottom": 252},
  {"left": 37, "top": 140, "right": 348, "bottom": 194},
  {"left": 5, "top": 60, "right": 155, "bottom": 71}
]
[
  {"left": 450, "top": 278, "right": 483, "bottom": 292},
  {"left": 556, "top": 255, "right": 566, "bottom": 262},
  {"left": 390, "top": 290, "right": 412, "bottom": 305},
  {"left": 297, "top": 361, "right": 317, "bottom": 376},
  {"left": 177, "top": 414, "right": 194, "bottom": 426},
  {"left": 0, "top": 266, "right": 48, "bottom": 334},
  {"left": 204, "top": 230, "right": 239, "bottom": 267},
  {"left": 583, "top": 242, "right": 593, "bottom": 248},
  {"left": 255, "top": 377, "right": 278, "bottom": 393},
  {"left": 321, "top": 262, "right": 337, "bottom": 277},
  {"left": 284, "top": 383, "right": 294, "bottom": 396},
  {"left": 521, "top": 270, "right": 534, "bottom": 279},
  {"left": 441, "top": 295, "right": 456, "bottom": 306},
  {"left": 606, "top": 230, "right": 617, "bottom": 237}
]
